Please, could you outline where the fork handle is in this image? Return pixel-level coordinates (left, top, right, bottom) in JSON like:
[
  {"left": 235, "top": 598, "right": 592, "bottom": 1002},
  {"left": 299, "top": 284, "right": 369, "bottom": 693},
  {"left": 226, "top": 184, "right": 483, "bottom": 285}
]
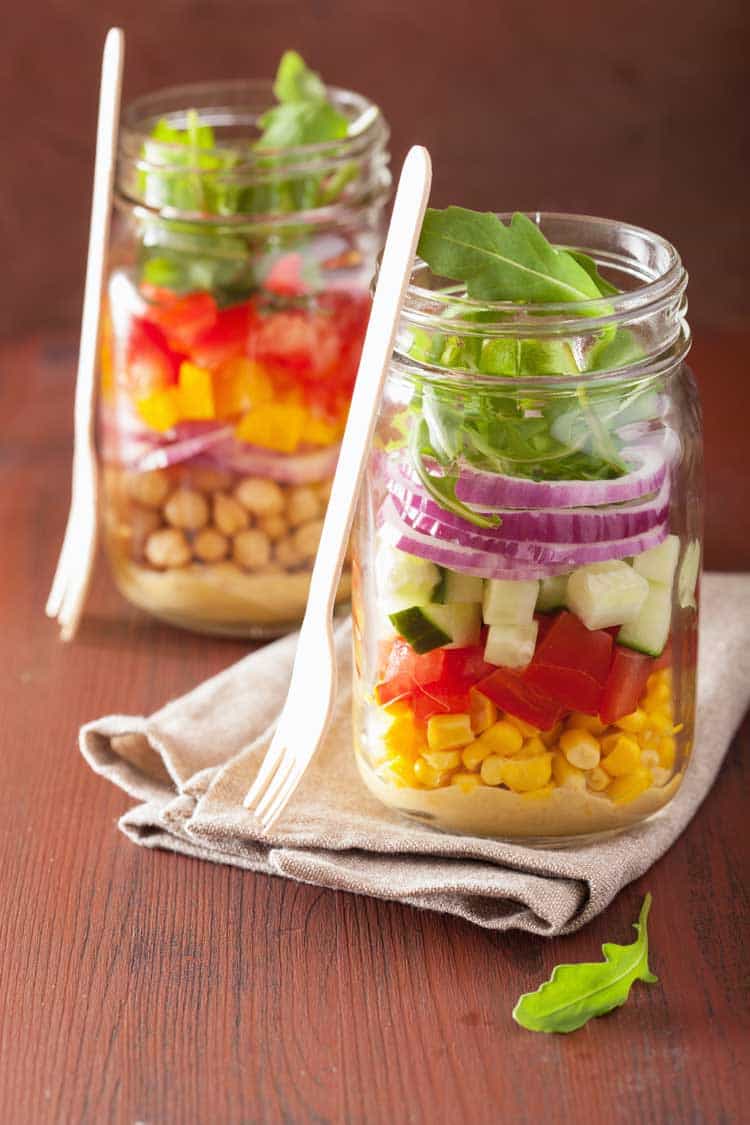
[{"left": 306, "top": 146, "right": 433, "bottom": 616}]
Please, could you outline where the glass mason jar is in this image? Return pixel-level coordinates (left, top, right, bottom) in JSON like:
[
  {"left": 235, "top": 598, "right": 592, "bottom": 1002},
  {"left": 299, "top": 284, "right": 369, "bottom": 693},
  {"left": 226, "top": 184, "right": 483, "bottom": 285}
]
[
  {"left": 99, "top": 80, "right": 390, "bottom": 636},
  {"left": 352, "top": 214, "right": 702, "bottom": 843}
]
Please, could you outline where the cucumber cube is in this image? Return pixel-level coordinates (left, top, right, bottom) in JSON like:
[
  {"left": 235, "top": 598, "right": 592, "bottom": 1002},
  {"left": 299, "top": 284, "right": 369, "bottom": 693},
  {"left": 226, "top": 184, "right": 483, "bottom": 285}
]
[
  {"left": 617, "top": 581, "right": 672, "bottom": 656},
  {"left": 483, "top": 579, "right": 539, "bottom": 626},
  {"left": 376, "top": 543, "right": 440, "bottom": 613},
  {"left": 632, "top": 534, "right": 680, "bottom": 587},
  {"left": 389, "top": 603, "right": 482, "bottom": 654},
  {"left": 536, "top": 574, "right": 569, "bottom": 613},
  {"left": 433, "top": 569, "right": 484, "bottom": 605},
  {"left": 484, "top": 621, "right": 539, "bottom": 669},
  {"left": 566, "top": 560, "right": 649, "bottom": 630}
]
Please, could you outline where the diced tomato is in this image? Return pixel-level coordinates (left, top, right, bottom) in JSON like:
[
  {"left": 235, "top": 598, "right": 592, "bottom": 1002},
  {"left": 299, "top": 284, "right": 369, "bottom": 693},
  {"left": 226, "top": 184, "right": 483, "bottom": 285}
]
[
  {"left": 474, "top": 667, "right": 564, "bottom": 732},
  {"left": 251, "top": 309, "right": 342, "bottom": 382},
  {"left": 599, "top": 647, "right": 654, "bottom": 724},
  {"left": 523, "top": 611, "right": 613, "bottom": 715},
  {"left": 188, "top": 302, "right": 253, "bottom": 370},
  {"left": 264, "top": 252, "right": 309, "bottom": 297},
  {"left": 374, "top": 640, "right": 491, "bottom": 712},
  {"left": 146, "top": 292, "right": 218, "bottom": 349},
  {"left": 412, "top": 689, "right": 471, "bottom": 722},
  {"left": 125, "top": 317, "right": 182, "bottom": 394}
]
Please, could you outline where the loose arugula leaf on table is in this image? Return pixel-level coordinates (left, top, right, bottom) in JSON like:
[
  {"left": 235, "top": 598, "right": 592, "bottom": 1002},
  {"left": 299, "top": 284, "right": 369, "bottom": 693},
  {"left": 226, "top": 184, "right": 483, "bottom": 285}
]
[{"left": 513, "top": 894, "right": 658, "bottom": 1034}]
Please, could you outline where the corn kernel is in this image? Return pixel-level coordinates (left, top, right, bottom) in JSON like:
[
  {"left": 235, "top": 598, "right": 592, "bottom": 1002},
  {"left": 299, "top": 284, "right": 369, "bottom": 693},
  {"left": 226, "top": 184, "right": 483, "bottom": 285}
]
[
  {"left": 647, "top": 711, "right": 674, "bottom": 736},
  {"left": 469, "top": 689, "right": 498, "bottom": 734},
  {"left": 616, "top": 708, "right": 648, "bottom": 734},
  {"left": 451, "top": 771, "right": 481, "bottom": 794},
  {"left": 646, "top": 680, "right": 670, "bottom": 704},
  {"left": 552, "top": 753, "right": 586, "bottom": 791},
  {"left": 384, "top": 711, "right": 423, "bottom": 758},
  {"left": 413, "top": 757, "right": 444, "bottom": 788},
  {"left": 462, "top": 741, "right": 491, "bottom": 771},
  {"left": 601, "top": 732, "right": 623, "bottom": 754},
  {"left": 476, "top": 720, "right": 524, "bottom": 757},
  {"left": 586, "top": 766, "right": 610, "bottom": 792},
  {"left": 505, "top": 715, "right": 540, "bottom": 739},
  {"left": 640, "top": 749, "right": 660, "bottom": 770},
  {"left": 501, "top": 753, "right": 553, "bottom": 793},
  {"left": 480, "top": 754, "right": 506, "bottom": 787},
  {"left": 427, "top": 713, "right": 474, "bottom": 751},
  {"left": 658, "top": 736, "right": 676, "bottom": 769},
  {"left": 559, "top": 729, "right": 601, "bottom": 770},
  {"left": 651, "top": 766, "right": 672, "bottom": 787},
  {"left": 422, "top": 749, "right": 462, "bottom": 772},
  {"left": 607, "top": 767, "right": 652, "bottom": 804},
  {"left": 540, "top": 722, "right": 563, "bottom": 748},
  {"left": 567, "top": 711, "right": 606, "bottom": 735},
  {"left": 517, "top": 736, "right": 548, "bottom": 758},
  {"left": 602, "top": 735, "right": 641, "bottom": 777},
  {"left": 379, "top": 754, "right": 416, "bottom": 787}
]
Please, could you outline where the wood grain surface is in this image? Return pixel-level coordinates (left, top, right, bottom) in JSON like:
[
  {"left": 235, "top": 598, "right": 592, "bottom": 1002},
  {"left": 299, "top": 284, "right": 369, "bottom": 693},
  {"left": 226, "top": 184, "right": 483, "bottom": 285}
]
[{"left": 0, "top": 331, "right": 748, "bottom": 1124}]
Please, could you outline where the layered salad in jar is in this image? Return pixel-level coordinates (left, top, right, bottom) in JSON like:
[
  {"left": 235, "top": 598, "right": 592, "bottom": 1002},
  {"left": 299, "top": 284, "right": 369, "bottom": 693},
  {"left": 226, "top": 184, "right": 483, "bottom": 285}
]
[
  {"left": 353, "top": 208, "right": 701, "bottom": 841},
  {"left": 100, "top": 52, "right": 389, "bottom": 635}
]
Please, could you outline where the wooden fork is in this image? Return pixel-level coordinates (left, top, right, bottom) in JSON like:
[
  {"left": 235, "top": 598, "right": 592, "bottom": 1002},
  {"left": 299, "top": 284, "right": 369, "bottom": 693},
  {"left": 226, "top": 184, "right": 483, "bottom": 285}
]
[{"left": 243, "top": 145, "right": 432, "bottom": 828}]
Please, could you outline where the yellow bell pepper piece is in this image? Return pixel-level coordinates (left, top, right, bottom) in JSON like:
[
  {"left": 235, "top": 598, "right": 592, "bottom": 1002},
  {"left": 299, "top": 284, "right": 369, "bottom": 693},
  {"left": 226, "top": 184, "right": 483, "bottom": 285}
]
[
  {"left": 305, "top": 412, "right": 345, "bottom": 446},
  {"left": 235, "top": 400, "right": 307, "bottom": 452},
  {"left": 135, "top": 387, "right": 181, "bottom": 432},
  {"left": 213, "top": 357, "right": 273, "bottom": 419},
  {"left": 178, "top": 362, "right": 215, "bottom": 420}
]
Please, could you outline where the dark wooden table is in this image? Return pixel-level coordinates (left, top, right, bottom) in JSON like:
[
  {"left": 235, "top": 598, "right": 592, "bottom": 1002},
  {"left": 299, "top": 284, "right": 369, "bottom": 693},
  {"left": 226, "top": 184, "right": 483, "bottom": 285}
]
[{"left": 1, "top": 331, "right": 748, "bottom": 1124}]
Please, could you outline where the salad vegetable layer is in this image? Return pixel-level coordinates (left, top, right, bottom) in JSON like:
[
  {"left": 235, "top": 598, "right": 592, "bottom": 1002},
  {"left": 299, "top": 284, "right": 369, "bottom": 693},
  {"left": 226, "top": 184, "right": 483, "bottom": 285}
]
[
  {"left": 101, "top": 53, "right": 386, "bottom": 634},
  {"left": 355, "top": 208, "right": 699, "bottom": 835}
]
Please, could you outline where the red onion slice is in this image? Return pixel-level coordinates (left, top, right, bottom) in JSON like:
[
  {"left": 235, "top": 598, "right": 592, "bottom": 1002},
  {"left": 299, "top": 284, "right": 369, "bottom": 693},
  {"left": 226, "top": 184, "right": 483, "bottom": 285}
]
[
  {"left": 451, "top": 442, "right": 673, "bottom": 510},
  {"left": 386, "top": 468, "right": 671, "bottom": 544},
  {"left": 205, "top": 436, "right": 341, "bottom": 483},
  {"left": 379, "top": 500, "right": 574, "bottom": 581},
  {"left": 387, "top": 494, "right": 668, "bottom": 566}
]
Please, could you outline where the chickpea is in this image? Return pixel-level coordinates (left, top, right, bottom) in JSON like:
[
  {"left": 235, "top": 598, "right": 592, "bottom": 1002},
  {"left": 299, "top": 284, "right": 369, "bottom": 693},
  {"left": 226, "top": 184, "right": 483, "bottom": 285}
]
[
  {"left": 125, "top": 470, "right": 171, "bottom": 509},
  {"left": 292, "top": 518, "right": 324, "bottom": 560},
  {"left": 285, "top": 485, "right": 320, "bottom": 527},
  {"left": 274, "top": 536, "right": 301, "bottom": 570},
  {"left": 233, "top": 528, "right": 272, "bottom": 571},
  {"left": 257, "top": 514, "right": 288, "bottom": 542},
  {"left": 186, "top": 466, "right": 235, "bottom": 494},
  {"left": 145, "top": 528, "right": 191, "bottom": 569},
  {"left": 164, "top": 488, "right": 210, "bottom": 531},
  {"left": 213, "top": 492, "right": 249, "bottom": 537},
  {"left": 234, "top": 477, "right": 285, "bottom": 517},
  {"left": 193, "top": 527, "right": 229, "bottom": 563},
  {"left": 128, "top": 506, "right": 162, "bottom": 558}
]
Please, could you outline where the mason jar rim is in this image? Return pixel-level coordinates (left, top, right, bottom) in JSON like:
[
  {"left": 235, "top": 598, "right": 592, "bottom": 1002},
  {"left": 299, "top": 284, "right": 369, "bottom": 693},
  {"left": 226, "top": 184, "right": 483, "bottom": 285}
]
[
  {"left": 401, "top": 212, "right": 686, "bottom": 332},
  {"left": 119, "top": 77, "right": 387, "bottom": 173}
]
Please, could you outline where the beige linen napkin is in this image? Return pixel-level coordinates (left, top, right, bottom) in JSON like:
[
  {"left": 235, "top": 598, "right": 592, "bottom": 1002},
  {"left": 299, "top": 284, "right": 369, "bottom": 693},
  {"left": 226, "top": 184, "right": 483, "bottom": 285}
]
[{"left": 80, "top": 573, "right": 750, "bottom": 935}]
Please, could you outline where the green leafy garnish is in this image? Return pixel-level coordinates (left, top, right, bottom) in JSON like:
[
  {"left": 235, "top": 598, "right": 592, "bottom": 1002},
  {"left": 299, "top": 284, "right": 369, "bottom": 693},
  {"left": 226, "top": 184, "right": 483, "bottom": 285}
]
[
  {"left": 417, "top": 208, "right": 604, "bottom": 304},
  {"left": 256, "top": 50, "right": 349, "bottom": 149},
  {"left": 512, "top": 894, "right": 658, "bottom": 1034}
]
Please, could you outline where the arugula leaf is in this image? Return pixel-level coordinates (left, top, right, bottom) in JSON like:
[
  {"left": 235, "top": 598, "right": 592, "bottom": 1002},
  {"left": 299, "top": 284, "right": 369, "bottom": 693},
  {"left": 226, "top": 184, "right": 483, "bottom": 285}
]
[
  {"left": 567, "top": 250, "right": 620, "bottom": 297},
  {"left": 417, "top": 208, "right": 603, "bottom": 304},
  {"left": 512, "top": 894, "right": 658, "bottom": 1034},
  {"left": 256, "top": 50, "right": 349, "bottom": 150}
]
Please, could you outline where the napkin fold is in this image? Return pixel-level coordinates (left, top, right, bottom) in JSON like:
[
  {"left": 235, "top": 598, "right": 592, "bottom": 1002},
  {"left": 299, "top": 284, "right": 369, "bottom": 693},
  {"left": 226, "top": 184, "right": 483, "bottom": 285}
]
[{"left": 81, "top": 573, "right": 750, "bottom": 935}]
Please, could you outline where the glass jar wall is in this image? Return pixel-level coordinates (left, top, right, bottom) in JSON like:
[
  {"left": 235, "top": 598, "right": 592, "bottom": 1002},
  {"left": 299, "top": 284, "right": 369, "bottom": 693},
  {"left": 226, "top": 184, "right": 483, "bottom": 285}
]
[
  {"left": 352, "top": 214, "right": 702, "bottom": 842},
  {"left": 100, "top": 80, "right": 390, "bottom": 636}
]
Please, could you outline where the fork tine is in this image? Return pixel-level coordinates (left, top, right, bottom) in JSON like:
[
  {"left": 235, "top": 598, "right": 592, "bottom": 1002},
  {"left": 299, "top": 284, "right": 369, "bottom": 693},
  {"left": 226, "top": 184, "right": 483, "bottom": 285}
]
[
  {"left": 259, "top": 755, "right": 310, "bottom": 828},
  {"left": 253, "top": 745, "right": 300, "bottom": 821},
  {"left": 242, "top": 722, "right": 286, "bottom": 809}
]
